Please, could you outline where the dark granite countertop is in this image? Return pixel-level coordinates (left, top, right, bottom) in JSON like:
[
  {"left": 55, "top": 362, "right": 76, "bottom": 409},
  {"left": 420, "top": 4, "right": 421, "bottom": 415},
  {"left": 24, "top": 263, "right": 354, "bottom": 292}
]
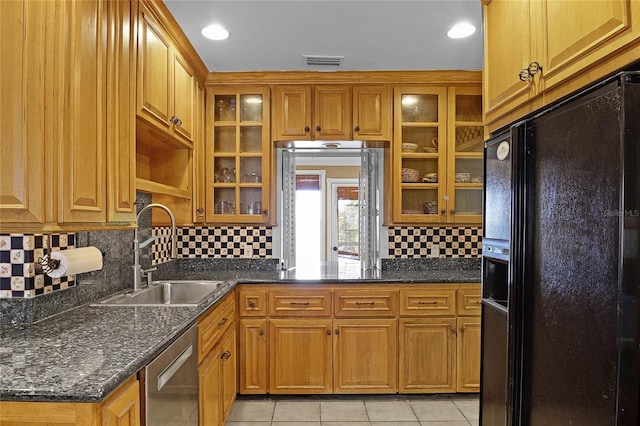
[{"left": 0, "top": 259, "right": 480, "bottom": 403}]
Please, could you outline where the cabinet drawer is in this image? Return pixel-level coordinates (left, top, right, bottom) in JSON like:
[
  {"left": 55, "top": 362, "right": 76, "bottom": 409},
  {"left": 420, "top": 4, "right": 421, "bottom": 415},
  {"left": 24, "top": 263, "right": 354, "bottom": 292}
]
[
  {"left": 457, "top": 288, "right": 481, "bottom": 316},
  {"left": 268, "top": 289, "right": 332, "bottom": 317},
  {"left": 238, "top": 288, "right": 267, "bottom": 317},
  {"left": 198, "top": 293, "right": 235, "bottom": 362},
  {"left": 399, "top": 289, "right": 456, "bottom": 316},
  {"left": 334, "top": 289, "right": 398, "bottom": 317}
]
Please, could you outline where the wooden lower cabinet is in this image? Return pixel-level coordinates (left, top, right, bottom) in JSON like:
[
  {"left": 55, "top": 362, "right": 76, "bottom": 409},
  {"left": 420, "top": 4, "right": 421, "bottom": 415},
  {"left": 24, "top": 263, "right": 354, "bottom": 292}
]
[
  {"left": 238, "top": 318, "right": 268, "bottom": 394},
  {"left": 334, "top": 319, "right": 397, "bottom": 393},
  {"left": 220, "top": 325, "right": 237, "bottom": 420},
  {"left": 399, "top": 317, "right": 457, "bottom": 393},
  {"left": 0, "top": 376, "right": 140, "bottom": 426},
  {"left": 456, "top": 316, "right": 481, "bottom": 392},
  {"left": 199, "top": 344, "right": 222, "bottom": 426},
  {"left": 269, "top": 318, "right": 333, "bottom": 394}
]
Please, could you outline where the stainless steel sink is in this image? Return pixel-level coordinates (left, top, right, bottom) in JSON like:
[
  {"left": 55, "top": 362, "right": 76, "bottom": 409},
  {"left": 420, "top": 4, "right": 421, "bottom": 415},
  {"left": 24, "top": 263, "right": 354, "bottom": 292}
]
[{"left": 92, "top": 280, "right": 224, "bottom": 307}]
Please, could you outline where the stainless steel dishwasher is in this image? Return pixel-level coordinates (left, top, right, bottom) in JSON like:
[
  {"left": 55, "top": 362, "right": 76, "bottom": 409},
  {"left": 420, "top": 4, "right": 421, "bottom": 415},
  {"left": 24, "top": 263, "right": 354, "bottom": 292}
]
[{"left": 143, "top": 324, "right": 198, "bottom": 425}]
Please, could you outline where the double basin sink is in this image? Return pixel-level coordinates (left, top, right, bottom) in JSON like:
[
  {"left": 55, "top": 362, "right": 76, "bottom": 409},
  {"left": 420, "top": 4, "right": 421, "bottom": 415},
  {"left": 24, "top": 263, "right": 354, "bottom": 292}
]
[{"left": 93, "top": 280, "right": 224, "bottom": 307}]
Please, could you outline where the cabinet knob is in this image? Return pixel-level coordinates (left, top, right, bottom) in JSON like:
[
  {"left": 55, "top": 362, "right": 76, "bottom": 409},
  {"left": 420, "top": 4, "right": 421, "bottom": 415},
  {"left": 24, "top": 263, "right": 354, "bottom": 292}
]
[
  {"left": 334, "top": 329, "right": 340, "bottom": 335},
  {"left": 316, "top": 125, "right": 321, "bottom": 133},
  {"left": 221, "top": 350, "right": 231, "bottom": 360},
  {"left": 326, "top": 330, "right": 332, "bottom": 336},
  {"left": 304, "top": 126, "right": 310, "bottom": 133},
  {"left": 440, "top": 209, "right": 447, "bottom": 214},
  {"left": 460, "top": 326, "right": 466, "bottom": 333},
  {"left": 354, "top": 125, "right": 360, "bottom": 132},
  {"left": 249, "top": 301, "right": 256, "bottom": 308},
  {"left": 259, "top": 329, "right": 265, "bottom": 336},
  {"left": 450, "top": 327, "right": 457, "bottom": 335},
  {"left": 196, "top": 207, "right": 204, "bottom": 215},
  {"left": 450, "top": 209, "right": 456, "bottom": 215}
]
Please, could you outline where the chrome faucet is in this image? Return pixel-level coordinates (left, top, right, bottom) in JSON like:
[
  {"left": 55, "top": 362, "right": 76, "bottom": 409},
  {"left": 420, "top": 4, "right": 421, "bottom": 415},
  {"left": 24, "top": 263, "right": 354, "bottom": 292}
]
[{"left": 133, "top": 203, "right": 176, "bottom": 292}]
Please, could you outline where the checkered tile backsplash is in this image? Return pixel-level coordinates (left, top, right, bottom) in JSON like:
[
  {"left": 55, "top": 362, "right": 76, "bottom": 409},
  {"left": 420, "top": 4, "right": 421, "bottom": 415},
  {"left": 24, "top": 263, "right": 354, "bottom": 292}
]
[
  {"left": 153, "top": 226, "right": 274, "bottom": 264},
  {"left": 0, "top": 233, "right": 76, "bottom": 298},
  {"left": 388, "top": 226, "right": 482, "bottom": 258}
]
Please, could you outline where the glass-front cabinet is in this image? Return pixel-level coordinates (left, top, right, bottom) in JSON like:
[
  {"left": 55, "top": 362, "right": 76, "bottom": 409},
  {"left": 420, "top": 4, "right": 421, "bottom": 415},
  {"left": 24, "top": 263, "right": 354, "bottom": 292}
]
[
  {"left": 447, "top": 87, "right": 483, "bottom": 223},
  {"left": 393, "top": 86, "right": 482, "bottom": 224},
  {"left": 205, "top": 87, "right": 271, "bottom": 223}
]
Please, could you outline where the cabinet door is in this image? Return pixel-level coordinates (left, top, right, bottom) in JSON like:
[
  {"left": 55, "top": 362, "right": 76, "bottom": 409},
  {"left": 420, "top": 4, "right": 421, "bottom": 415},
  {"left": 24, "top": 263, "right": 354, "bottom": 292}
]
[
  {"left": 221, "top": 326, "right": 237, "bottom": 422},
  {"left": 106, "top": 0, "right": 136, "bottom": 223},
  {"left": 238, "top": 318, "right": 268, "bottom": 394},
  {"left": 334, "top": 319, "right": 397, "bottom": 393},
  {"left": 540, "top": 0, "right": 640, "bottom": 92},
  {"left": 172, "top": 50, "right": 196, "bottom": 145},
  {"left": 102, "top": 379, "right": 141, "bottom": 426},
  {"left": 199, "top": 346, "right": 222, "bottom": 426},
  {"left": 59, "top": 0, "right": 107, "bottom": 223},
  {"left": 206, "top": 87, "right": 271, "bottom": 224},
  {"left": 393, "top": 87, "right": 447, "bottom": 224},
  {"left": 446, "top": 86, "right": 483, "bottom": 224},
  {"left": 0, "top": 0, "right": 49, "bottom": 224},
  {"left": 456, "top": 317, "right": 481, "bottom": 392},
  {"left": 314, "top": 85, "right": 351, "bottom": 140},
  {"left": 353, "top": 85, "right": 391, "bottom": 141},
  {"left": 137, "top": 5, "right": 172, "bottom": 130},
  {"left": 193, "top": 81, "right": 207, "bottom": 223},
  {"left": 274, "top": 85, "right": 312, "bottom": 140},
  {"left": 399, "top": 318, "right": 457, "bottom": 393},
  {"left": 483, "top": 0, "right": 538, "bottom": 123},
  {"left": 269, "top": 318, "right": 333, "bottom": 394}
]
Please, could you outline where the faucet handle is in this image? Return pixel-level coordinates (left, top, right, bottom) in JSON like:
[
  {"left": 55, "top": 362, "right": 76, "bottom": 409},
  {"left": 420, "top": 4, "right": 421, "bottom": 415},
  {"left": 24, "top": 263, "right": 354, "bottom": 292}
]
[{"left": 142, "top": 267, "right": 157, "bottom": 286}]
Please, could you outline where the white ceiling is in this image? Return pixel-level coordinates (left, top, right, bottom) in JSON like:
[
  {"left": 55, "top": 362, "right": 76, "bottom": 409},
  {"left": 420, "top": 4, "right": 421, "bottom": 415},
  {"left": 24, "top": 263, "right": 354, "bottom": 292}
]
[{"left": 164, "top": 0, "right": 484, "bottom": 73}]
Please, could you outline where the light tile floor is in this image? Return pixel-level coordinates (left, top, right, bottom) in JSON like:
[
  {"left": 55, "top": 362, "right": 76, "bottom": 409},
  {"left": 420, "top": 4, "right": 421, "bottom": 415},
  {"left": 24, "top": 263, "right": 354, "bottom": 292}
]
[{"left": 225, "top": 394, "right": 479, "bottom": 426}]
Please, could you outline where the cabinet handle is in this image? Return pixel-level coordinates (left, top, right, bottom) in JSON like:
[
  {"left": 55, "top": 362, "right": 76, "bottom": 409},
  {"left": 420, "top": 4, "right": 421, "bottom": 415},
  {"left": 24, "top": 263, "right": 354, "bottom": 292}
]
[
  {"left": 259, "top": 329, "right": 265, "bottom": 336},
  {"left": 355, "top": 301, "right": 375, "bottom": 306},
  {"left": 221, "top": 350, "right": 231, "bottom": 360},
  {"left": 518, "top": 61, "right": 542, "bottom": 82},
  {"left": 334, "top": 329, "right": 340, "bottom": 335},
  {"left": 248, "top": 301, "right": 256, "bottom": 308},
  {"left": 175, "top": 117, "right": 182, "bottom": 127},
  {"left": 316, "top": 125, "right": 321, "bottom": 133},
  {"left": 440, "top": 209, "right": 447, "bottom": 214},
  {"left": 460, "top": 327, "right": 466, "bottom": 333},
  {"left": 418, "top": 301, "right": 438, "bottom": 305},
  {"left": 290, "top": 301, "right": 310, "bottom": 306},
  {"left": 304, "top": 126, "right": 310, "bottom": 133},
  {"left": 326, "top": 330, "right": 332, "bottom": 336},
  {"left": 170, "top": 115, "right": 177, "bottom": 124},
  {"left": 450, "top": 209, "right": 456, "bottom": 215},
  {"left": 218, "top": 317, "right": 229, "bottom": 326},
  {"left": 196, "top": 207, "right": 204, "bottom": 215},
  {"left": 450, "top": 327, "right": 457, "bottom": 335},
  {"left": 354, "top": 125, "right": 360, "bottom": 132}
]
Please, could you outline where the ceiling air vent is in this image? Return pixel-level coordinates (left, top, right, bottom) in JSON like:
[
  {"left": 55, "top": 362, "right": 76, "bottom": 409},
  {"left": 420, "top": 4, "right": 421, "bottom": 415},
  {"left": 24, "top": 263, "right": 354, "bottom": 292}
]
[{"left": 303, "top": 55, "right": 344, "bottom": 67}]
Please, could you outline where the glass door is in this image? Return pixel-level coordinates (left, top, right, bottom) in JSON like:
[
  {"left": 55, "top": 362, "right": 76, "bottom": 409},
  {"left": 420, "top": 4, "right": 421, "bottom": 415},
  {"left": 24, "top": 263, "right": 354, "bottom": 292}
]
[
  {"left": 393, "top": 87, "right": 447, "bottom": 223},
  {"left": 206, "top": 87, "right": 270, "bottom": 223},
  {"left": 447, "top": 87, "right": 483, "bottom": 223}
]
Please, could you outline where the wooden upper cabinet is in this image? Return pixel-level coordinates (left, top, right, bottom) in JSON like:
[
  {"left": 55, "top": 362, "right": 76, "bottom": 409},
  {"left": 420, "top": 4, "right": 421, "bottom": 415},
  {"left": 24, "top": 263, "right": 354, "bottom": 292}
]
[
  {"left": 137, "top": 3, "right": 196, "bottom": 147},
  {"left": 0, "top": 0, "right": 49, "bottom": 224},
  {"left": 483, "top": 0, "right": 640, "bottom": 130},
  {"left": 353, "top": 85, "right": 391, "bottom": 141},
  {"left": 59, "top": 0, "right": 107, "bottom": 223},
  {"left": 314, "top": 85, "right": 352, "bottom": 140},
  {"left": 273, "top": 85, "right": 351, "bottom": 140},
  {"left": 483, "top": 0, "right": 538, "bottom": 124}
]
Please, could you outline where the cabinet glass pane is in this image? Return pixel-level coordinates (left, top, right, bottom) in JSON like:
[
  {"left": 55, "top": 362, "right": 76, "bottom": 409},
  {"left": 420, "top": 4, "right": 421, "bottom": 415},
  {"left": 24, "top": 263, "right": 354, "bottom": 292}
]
[
  {"left": 214, "top": 188, "right": 236, "bottom": 214},
  {"left": 214, "top": 95, "right": 236, "bottom": 121},
  {"left": 240, "top": 126, "right": 262, "bottom": 153},
  {"left": 214, "top": 157, "right": 236, "bottom": 183},
  {"left": 240, "top": 188, "right": 262, "bottom": 215},
  {"left": 240, "top": 95, "right": 263, "bottom": 122},
  {"left": 455, "top": 158, "right": 483, "bottom": 183},
  {"left": 455, "top": 95, "right": 482, "bottom": 122},
  {"left": 455, "top": 188, "right": 482, "bottom": 215},
  {"left": 239, "top": 157, "right": 262, "bottom": 181},
  {"left": 455, "top": 126, "right": 483, "bottom": 152},
  {"left": 401, "top": 94, "right": 439, "bottom": 122},
  {"left": 214, "top": 127, "right": 236, "bottom": 152},
  {"left": 402, "top": 158, "right": 439, "bottom": 182},
  {"left": 401, "top": 127, "right": 439, "bottom": 151},
  {"left": 401, "top": 188, "right": 439, "bottom": 215}
]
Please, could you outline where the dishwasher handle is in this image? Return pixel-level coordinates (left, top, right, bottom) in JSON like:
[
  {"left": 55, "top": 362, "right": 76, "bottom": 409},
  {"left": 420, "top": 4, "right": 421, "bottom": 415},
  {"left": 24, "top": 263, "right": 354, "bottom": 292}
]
[{"left": 157, "top": 344, "right": 194, "bottom": 391}]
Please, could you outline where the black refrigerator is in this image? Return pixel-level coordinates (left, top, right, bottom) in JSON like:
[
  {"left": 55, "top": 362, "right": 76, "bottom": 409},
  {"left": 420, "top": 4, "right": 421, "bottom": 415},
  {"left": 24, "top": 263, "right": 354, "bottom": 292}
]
[{"left": 481, "top": 71, "right": 640, "bottom": 426}]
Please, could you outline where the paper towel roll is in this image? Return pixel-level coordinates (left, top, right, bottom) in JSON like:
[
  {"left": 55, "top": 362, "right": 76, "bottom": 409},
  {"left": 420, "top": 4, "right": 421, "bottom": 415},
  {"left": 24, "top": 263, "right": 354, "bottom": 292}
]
[{"left": 47, "top": 246, "right": 103, "bottom": 278}]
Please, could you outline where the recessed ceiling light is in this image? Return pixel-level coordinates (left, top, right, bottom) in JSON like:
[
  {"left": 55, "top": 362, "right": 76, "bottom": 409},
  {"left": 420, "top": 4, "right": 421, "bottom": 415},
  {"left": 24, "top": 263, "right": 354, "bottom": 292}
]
[
  {"left": 447, "top": 22, "right": 476, "bottom": 39},
  {"left": 201, "top": 24, "right": 229, "bottom": 41}
]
